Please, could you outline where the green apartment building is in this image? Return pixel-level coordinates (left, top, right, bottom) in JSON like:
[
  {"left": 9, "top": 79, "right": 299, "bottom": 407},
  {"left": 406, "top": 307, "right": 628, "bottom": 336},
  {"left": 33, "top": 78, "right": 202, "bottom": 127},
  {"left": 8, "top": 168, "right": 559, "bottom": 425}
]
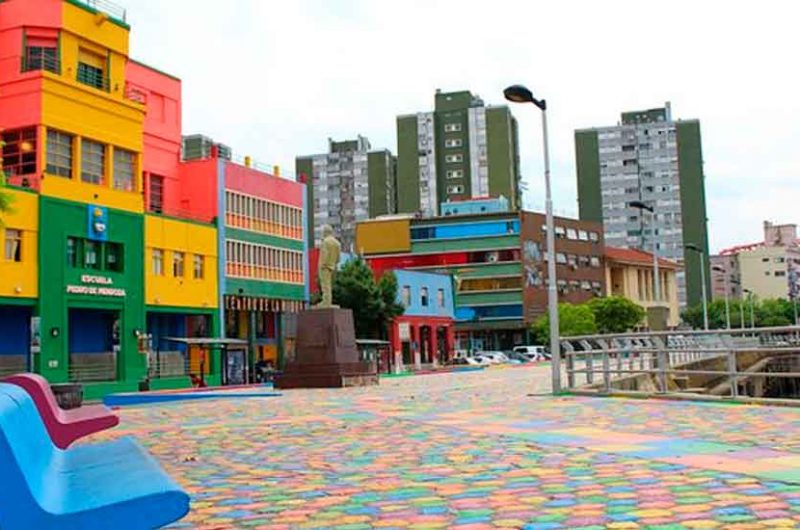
[
  {"left": 574, "top": 103, "right": 710, "bottom": 308},
  {"left": 396, "top": 90, "right": 521, "bottom": 217},
  {"left": 296, "top": 136, "right": 395, "bottom": 252}
]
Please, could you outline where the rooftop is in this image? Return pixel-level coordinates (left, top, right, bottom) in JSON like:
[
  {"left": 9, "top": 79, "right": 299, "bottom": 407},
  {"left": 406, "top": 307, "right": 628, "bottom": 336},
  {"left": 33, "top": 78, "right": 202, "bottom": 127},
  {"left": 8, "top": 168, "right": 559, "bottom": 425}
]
[
  {"left": 67, "top": 0, "right": 127, "bottom": 25},
  {"left": 605, "top": 246, "right": 681, "bottom": 269}
]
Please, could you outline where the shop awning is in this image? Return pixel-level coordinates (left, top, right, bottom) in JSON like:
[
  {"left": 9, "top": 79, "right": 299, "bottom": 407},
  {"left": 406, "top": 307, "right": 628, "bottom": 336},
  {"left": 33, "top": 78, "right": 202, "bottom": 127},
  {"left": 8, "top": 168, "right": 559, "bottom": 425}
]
[
  {"left": 163, "top": 338, "right": 249, "bottom": 349},
  {"left": 224, "top": 295, "right": 306, "bottom": 313}
]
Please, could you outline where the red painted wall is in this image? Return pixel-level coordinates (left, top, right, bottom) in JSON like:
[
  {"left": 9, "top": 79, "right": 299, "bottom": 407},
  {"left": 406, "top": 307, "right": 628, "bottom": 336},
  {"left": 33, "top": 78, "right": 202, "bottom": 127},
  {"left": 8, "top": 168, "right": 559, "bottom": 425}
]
[
  {"left": 224, "top": 162, "right": 303, "bottom": 208},
  {"left": 367, "top": 252, "right": 470, "bottom": 278},
  {"left": 179, "top": 158, "right": 219, "bottom": 223}
]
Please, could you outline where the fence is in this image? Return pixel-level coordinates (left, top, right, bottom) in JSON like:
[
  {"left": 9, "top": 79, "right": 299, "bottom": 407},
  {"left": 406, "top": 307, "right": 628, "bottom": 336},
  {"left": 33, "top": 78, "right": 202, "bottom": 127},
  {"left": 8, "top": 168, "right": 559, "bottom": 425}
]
[
  {"left": 68, "top": 352, "right": 117, "bottom": 383},
  {"left": 73, "top": 0, "right": 127, "bottom": 22},
  {"left": 559, "top": 326, "right": 800, "bottom": 402}
]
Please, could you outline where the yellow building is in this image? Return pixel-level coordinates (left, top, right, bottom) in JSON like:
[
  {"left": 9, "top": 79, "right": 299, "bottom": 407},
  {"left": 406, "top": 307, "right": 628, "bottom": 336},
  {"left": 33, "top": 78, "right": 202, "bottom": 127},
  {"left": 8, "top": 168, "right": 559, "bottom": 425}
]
[{"left": 605, "top": 247, "right": 681, "bottom": 328}]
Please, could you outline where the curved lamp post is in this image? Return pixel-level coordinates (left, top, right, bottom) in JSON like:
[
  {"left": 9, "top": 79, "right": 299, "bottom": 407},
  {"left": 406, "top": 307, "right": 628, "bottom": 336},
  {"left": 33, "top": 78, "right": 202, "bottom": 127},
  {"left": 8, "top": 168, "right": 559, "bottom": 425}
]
[{"left": 503, "top": 84, "right": 561, "bottom": 394}]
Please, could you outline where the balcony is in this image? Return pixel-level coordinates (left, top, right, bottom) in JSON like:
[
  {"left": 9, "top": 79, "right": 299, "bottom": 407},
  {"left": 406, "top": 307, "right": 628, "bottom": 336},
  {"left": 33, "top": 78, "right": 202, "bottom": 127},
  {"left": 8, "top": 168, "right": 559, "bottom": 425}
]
[{"left": 70, "top": 0, "right": 127, "bottom": 23}]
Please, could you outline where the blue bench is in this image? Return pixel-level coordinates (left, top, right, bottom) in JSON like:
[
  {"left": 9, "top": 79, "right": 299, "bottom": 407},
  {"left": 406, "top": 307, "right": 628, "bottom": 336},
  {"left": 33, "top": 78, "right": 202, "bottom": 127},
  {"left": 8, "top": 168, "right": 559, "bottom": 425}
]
[{"left": 0, "top": 383, "right": 190, "bottom": 529}]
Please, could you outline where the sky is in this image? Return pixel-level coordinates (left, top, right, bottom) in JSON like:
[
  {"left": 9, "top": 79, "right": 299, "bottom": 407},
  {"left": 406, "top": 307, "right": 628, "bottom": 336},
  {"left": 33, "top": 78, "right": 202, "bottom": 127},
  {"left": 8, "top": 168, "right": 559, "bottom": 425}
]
[{"left": 123, "top": 0, "right": 800, "bottom": 253}]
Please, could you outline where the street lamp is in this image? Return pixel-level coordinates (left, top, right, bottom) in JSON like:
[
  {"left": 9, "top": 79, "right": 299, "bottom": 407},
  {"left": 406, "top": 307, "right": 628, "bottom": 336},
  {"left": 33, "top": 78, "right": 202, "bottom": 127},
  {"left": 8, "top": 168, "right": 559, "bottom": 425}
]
[
  {"left": 743, "top": 288, "right": 756, "bottom": 329},
  {"left": 685, "top": 243, "right": 708, "bottom": 330},
  {"left": 630, "top": 200, "right": 661, "bottom": 302},
  {"left": 712, "top": 265, "right": 731, "bottom": 330},
  {"left": 504, "top": 84, "right": 561, "bottom": 394}
]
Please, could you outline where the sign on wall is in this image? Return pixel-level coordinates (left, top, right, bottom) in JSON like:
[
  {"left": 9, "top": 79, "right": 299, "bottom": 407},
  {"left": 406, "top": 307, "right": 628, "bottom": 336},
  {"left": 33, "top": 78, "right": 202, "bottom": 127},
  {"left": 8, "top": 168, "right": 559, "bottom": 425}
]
[
  {"left": 66, "top": 274, "right": 126, "bottom": 297},
  {"left": 87, "top": 205, "right": 109, "bottom": 241},
  {"left": 398, "top": 322, "right": 410, "bottom": 341}
]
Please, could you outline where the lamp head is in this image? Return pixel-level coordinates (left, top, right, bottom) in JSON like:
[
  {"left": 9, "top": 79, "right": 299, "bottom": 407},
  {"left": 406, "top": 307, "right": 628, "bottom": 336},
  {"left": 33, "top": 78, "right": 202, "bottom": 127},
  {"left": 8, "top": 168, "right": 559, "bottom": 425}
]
[{"left": 503, "top": 85, "right": 546, "bottom": 110}]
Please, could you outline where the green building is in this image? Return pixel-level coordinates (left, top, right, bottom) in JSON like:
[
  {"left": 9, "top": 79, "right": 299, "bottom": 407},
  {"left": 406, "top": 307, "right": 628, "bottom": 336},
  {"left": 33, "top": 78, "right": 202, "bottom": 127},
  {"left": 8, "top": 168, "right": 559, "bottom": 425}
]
[
  {"left": 396, "top": 90, "right": 521, "bottom": 218},
  {"left": 296, "top": 136, "right": 395, "bottom": 252},
  {"left": 574, "top": 102, "right": 710, "bottom": 308}
]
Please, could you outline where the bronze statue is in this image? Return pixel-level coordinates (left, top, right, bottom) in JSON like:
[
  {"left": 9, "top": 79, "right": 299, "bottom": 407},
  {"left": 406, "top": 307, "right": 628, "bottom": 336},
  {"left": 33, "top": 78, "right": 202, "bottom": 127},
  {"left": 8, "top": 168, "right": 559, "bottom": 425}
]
[{"left": 317, "top": 224, "right": 341, "bottom": 308}]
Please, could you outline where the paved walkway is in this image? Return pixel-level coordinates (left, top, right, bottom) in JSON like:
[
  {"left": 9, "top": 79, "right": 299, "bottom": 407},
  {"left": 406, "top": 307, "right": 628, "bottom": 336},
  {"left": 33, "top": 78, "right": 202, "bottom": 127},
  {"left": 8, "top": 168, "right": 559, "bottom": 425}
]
[{"left": 94, "top": 365, "right": 800, "bottom": 529}]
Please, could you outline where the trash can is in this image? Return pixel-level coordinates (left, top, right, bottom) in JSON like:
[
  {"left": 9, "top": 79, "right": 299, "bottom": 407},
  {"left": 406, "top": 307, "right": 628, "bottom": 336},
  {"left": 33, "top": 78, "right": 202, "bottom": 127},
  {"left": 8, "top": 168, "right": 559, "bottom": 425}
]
[{"left": 51, "top": 383, "right": 83, "bottom": 410}]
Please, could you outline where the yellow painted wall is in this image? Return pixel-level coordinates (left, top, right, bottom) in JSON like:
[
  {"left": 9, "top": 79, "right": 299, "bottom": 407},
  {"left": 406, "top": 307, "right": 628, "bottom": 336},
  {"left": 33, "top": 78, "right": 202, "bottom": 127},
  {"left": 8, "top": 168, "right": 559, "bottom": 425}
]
[
  {"left": 355, "top": 218, "right": 411, "bottom": 255},
  {"left": 39, "top": 3, "right": 145, "bottom": 214},
  {"left": 0, "top": 190, "right": 38, "bottom": 298},
  {"left": 605, "top": 262, "right": 680, "bottom": 327},
  {"left": 145, "top": 216, "right": 218, "bottom": 308}
]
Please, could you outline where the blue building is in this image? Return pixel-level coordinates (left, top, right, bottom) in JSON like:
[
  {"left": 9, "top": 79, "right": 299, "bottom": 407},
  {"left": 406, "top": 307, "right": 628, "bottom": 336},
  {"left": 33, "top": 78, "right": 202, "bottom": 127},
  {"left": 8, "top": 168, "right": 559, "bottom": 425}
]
[{"left": 389, "top": 270, "right": 455, "bottom": 371}]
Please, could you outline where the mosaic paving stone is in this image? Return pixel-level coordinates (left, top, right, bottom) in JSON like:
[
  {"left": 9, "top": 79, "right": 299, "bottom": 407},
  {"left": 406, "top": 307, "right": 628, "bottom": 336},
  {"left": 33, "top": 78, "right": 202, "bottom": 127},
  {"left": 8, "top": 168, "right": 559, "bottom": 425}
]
[{"left": 85, "top": 364, "right": 800, "bottom": 528}]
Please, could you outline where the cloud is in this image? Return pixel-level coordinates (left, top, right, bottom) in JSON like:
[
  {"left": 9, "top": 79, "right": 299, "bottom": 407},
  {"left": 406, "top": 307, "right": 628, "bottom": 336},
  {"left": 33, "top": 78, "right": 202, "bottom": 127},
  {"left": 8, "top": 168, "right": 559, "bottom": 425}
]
[{"left": 124, "top": 0, "right": 800, "bottom": 253}]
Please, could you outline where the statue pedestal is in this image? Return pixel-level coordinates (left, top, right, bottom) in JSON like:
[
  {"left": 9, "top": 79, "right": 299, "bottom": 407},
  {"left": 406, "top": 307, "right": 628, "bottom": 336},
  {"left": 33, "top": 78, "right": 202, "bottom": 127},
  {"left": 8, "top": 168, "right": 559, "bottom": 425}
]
[{"left": 274, "top": 308, "right": 378, "bottom": 389}]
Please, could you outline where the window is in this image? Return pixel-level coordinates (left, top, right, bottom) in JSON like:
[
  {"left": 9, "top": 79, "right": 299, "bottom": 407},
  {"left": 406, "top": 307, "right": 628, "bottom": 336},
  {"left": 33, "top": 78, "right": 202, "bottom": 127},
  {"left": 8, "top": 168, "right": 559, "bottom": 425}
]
[
  {"left": 84, "top": 240, "right": 99, "bottom": 269},
  {"left": 420, "top": 287, "right": 429, "bottom": 307},
  {"left": 149, "top": 174, "right": 164, "bottom": 214},
  {"left": 105, "top": 242, "right": 123, "bottom": 272},
  {"left": 81, "top": 139, "right": 105, "bottom": 184},
  {"left": 1, "top": 128, "right": 37, "bottom": 177},
  {"left": 775, "top": 271, "right": 786, "bottom": 277},
  {"left": 401, "top": 286, "right": 411, "bottom": 306},
  {"left": 173, "top": 251, "right": 185, "bottom": 277},
  {"left": 445, "top": 154, "right": 463, "bottom": 163},
  {"left": 444, "top": 123, "right": 462, "bottom": 132},
  {"left": 113, "top": 148, "right": 135, "bottom": 191},
  {"left": 77, "top": 49, "right": 106, "bottom": 90},
  {"left": 46, "top": 129, "right": 73, "bottom": 177},
  {"left": 556, "top": 253, "right": 567, "bottom": 264},
  {"left": 152, "top": 249, "right": 164, "bottom": 276},
  {"left": 193, "top": 255, "right": 204, "bottom": 279},
  {"left": 567, "top": 228, "right": 578, "bottom": 240},
  {"left": 444, "top": 138, "right": 463, "bottom": 148},
  {"left": 437, "top": 288, "right": 445, "bottom": 308},
  {"left": 590, "top": 256, "right": 601, "bottom": 268},
  {"left": 4, "top": 229, "right": 22, "bottom": 262},
  {"left": 589, "top": 232, "right": 599, "bottom": 242},
  {"left": 66, "top": 237, "right": 78, "bottom": 267},
  {"left": 446, "top": 169, "right": 463, "bottom": 179},
  {"left": 578, "top": 230, "right": 589, "bottom": 241},
  {"left": 555, "top": 226, "right": 566, "bottom": 239},
  {"left": 446, "top": 184, "right": 464, "bottom": 194},
  {"left": 23, "top": 36, "right": 58, "bottom": 73}
]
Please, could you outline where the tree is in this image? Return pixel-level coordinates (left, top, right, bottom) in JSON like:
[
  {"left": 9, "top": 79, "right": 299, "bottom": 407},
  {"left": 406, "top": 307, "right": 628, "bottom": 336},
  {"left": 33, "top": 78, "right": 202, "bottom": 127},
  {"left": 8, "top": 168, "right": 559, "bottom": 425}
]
[
  {"left": 681, "top": 297, "right": 794, "bottom": 329},
  {"left": 532, "top": 303, "right": 597, "bottom": 344},
  {"left": 331, "top": 257, "right": 404, "bottom": 339},
  {"left": 587, "top": 296, "right": 645, "bottom": 334}
]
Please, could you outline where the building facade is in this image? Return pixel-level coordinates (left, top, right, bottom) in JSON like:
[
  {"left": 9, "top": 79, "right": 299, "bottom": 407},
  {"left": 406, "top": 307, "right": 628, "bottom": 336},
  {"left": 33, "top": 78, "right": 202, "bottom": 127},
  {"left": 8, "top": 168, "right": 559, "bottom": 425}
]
[
  {"left": 389, "top": 270, "right": 455, "bottom": 372},
  {"left": 396, "top": 90, "right": 521, "bottom": 217},
  {"left": 356, "top": 198, "right": 604, "bottom": 352},
  {"left": 713, "top": 221, "right": 800, "bottom": 302},
  {"left": 575, "top": 103, "right": 710, "bottom": 308},
  {"left": 0, "top": 0, "right": 307, "bottom": 396},
  {"left": 604, "top": 247, "right": 681, "bottom": 328},
  {"left": 710, "top": 254, "right": 742, "bottom": 301},
  {"left": 296, "top": 136, "right": 395, "bottom": 252}
]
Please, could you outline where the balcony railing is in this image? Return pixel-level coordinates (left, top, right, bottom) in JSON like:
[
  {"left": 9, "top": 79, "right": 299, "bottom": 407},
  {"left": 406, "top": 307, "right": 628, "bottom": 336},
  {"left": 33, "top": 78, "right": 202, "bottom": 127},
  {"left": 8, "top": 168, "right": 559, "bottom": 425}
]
[
  {"left": 71, "top": 0, "right": 127, "bottom": 23},
  {"left": 68, "top": 352, "right": 118, "bottom": 383}
]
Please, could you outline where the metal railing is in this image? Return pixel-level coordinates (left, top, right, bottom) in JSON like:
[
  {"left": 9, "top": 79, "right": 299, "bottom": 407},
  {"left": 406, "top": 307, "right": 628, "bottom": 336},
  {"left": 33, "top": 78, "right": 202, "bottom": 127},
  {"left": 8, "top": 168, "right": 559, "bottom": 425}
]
[
  {"left": 72, "top": 0, "right": 127, "bottom": 22},
  {"left": 0, "top": 355, "right": 28, "bottom": 378},
  {"left": 147, "top": 350, "right": 189, "bottom": 379},
  {"left": 560, "top": 326, "right": 800, "bottom": 402},
  {"left": 68, "top": 352, "right": 118, "bottom": 383}
]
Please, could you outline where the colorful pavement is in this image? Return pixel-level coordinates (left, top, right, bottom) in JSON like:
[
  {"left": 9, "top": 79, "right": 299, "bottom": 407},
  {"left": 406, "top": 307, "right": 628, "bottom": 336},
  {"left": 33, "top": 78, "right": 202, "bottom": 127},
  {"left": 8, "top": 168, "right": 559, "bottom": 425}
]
[{"left": 90, "top": 365, "right": 800, "bottom": 529}]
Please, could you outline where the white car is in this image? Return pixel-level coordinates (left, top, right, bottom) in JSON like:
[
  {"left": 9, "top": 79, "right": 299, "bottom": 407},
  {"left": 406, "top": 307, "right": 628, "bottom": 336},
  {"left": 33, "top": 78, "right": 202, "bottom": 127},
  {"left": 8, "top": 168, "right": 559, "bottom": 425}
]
[
  {"left": 513, "top": 345, "right": 549, "bottom": 362},
  {"left": 471, "top": 355, "right": 493, "bottom": 366},
  {"left": 475, "top": 351, "right": 509, "bottom": 364}
]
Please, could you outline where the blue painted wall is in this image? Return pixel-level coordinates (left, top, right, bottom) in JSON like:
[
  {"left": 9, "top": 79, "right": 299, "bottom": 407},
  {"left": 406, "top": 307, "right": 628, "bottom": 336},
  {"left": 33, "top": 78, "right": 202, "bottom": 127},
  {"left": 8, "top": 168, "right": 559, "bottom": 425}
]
[
  {"left": 455, "top": 304, "right": 523, "bottom": 321},
  {"left": 0, "top": 306, "right": 31, "bottom": 356},
  {"left": 411, "top": 219, "right": 519, "bottom": 241},
  {"left": 394, "top": 270, "right": 454, "bottom": 318},
  {"left": 68, "top": 309, "right": 115, "bottom": 354},
  {"left": 440, "top": 197, "right": 510, "bottom": 216},
  {"left": 146, "top": 313, "right": 188, "bottom": 353}
]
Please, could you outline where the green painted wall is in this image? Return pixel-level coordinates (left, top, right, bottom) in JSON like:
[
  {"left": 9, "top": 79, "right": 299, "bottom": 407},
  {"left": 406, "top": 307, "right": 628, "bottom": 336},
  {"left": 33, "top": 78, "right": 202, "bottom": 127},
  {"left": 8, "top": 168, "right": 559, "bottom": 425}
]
[
  {"left": 38, "top": 196, "right": 146, "bottom": 389},
  {"left": 486, "top": 107, "right": 518, "bottom": 208},
  {"left": 456, "top": 290, "right": 522, "bottom": 307},
  {"left": 225, "top": 227, "right": 303, "bottom": 251},
  {"left": 411, "top": 234, "right": 519, "bottom": 254},
  {"left": 676, "top": 120, "right": 711, "bottom": 307},
  {"left": 367, "top": 150, "right": 394, "bottom": 217},
  {"left": 396, "top": 115, "right": 420, "bottom": 214},
  {"left": 296, "top": 157, "right": 314, "bottom": 247},
  {"left": 574, "top": 130, "right": 603, "bottom": 223},
  {"left": 225, "top": 277, "right": 305, "bottom": 300},
  {"left": 420, "top": 261, "right": 521, "bottom": 279}
]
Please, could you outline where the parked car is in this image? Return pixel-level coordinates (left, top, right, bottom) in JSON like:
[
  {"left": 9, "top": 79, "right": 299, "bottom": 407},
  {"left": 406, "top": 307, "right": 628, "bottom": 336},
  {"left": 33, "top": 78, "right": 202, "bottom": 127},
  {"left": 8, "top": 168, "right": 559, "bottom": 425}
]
[
  {"left": 447, "top": 357, "right": 482, "bottom": 366},
  {"left": 513, "top": 345, "right": 549, "bottom": 362},
  {"left": 475, "top": 351, "right": 510, "bottom": 364},
  {"left": 506, "top": 351, "right": 532, "bottom": 363}
]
